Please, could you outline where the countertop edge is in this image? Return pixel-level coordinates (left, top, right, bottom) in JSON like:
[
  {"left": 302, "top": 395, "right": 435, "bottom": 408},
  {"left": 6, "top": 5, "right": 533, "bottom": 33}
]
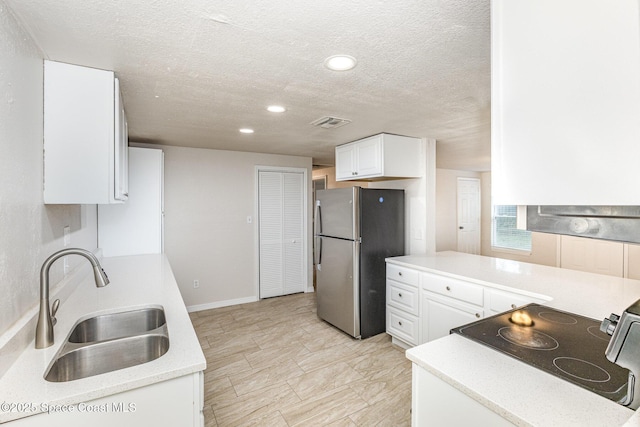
[{"left": 406, "top": 335, "right": 634, "bottom": 427}]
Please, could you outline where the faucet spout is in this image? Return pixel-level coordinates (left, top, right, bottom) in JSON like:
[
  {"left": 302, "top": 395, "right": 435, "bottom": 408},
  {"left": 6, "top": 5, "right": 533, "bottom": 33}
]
[{"left": 35, "top": 248, "right": 109, "bottom": 349}]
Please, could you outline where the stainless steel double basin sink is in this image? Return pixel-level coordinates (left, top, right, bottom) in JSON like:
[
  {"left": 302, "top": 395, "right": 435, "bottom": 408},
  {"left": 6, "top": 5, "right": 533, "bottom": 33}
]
[{"left": 44, "top": 306, "right": 170, "bottom": 382}]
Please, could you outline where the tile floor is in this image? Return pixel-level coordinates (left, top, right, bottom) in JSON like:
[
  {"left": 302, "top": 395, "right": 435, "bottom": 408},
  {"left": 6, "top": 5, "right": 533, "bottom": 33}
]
[{"left": 189, "top": 292, "right": 412, "bottom": 426}]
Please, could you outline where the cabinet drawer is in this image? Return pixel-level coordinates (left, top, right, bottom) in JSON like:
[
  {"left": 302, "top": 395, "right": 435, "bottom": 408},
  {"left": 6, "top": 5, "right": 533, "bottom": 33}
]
[
  {"left": 387, "top": 307, "right": 419, "bottom": 346},
  {"left": 422, "top": 273, "right": 483, "bottom": 307},
  {"left": 387, "top": 279, "right": 419, "bottom": 316},
  {"left": 487, "top": 289, "right": 542, "bottom": 314},
  {"left": 386, "top": 264, "right": 420, "bottom": 287}
]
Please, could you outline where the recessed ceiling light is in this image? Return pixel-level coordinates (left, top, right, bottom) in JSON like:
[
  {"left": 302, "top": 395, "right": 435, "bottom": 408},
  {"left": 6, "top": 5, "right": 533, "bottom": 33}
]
[
  {"left": 324, "top": 55, "right": 357, "bottom": 71},
  {"left": 267, "top": 105, "right": 286, "bottom": 113},
  {"left": 239, "top": 128, "right": 254, "bottom": 134}
]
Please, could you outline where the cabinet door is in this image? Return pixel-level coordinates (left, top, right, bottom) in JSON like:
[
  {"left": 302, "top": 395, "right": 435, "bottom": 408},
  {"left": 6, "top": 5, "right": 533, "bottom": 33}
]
[
  {"left": 491, "top": 0, "right": 640, "bottom": 205},
  {"left": 627, "top": 244, "right": 640, "bottom": 280},
  {"left": 560, "top": 235, "right": 624, "bottom": 277},
  {"left": 412, "top": 366, "right": 514, "bottom": 427},
  {"left": 335, "top": 144, "right": 356, "bottom": 180},
  {"left": 114, "top": 78, "right": 129, "bottom": 201},
  {"left": 355, "top": 136, "right": 382, "bottom": 178},
  {"left": 43, "top": 60, "right": 128, "bottom": 204},
  {"left": 421, "top": 291, "right": 483, "bottom": 343},
  {"left": 8, "top": 373, "right": 201, "bottom": 427}
]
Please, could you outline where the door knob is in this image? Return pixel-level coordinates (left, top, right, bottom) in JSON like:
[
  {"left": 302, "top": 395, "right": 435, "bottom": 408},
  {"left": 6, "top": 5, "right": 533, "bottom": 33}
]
[{"left": 459, "top": 226, "right": 464, "bottom": 230}]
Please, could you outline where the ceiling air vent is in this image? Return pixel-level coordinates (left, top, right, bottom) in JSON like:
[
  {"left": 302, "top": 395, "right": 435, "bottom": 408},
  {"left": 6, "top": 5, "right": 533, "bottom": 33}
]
[{"left": 310, "top": 116, "right": 352, "bottom": 129}]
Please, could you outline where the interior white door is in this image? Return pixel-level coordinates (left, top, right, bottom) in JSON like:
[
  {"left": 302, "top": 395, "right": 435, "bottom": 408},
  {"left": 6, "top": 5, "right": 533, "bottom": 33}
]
[
  {"left": 457, "top": 178, "right": 481, "bottom": 254},
  {"left": 258, "top": 170, "right": 306, "bottom": 298}
]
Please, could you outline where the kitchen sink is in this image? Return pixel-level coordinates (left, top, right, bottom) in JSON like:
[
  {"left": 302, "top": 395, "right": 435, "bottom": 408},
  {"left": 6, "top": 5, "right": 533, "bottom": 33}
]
[
  {"left": 44, "top": 306, "right": 169, "bottom": 382},
  {"left": 45, "top": 334, "right": 169, "bottom": 382},
  {"left": 68, "top": 306, "right": 166, "bottom": 343}
]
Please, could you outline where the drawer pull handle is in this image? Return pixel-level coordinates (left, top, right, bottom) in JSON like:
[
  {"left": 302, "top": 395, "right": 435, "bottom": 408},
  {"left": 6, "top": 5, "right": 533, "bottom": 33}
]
[
  {"left": 398, "top": 321, "right": 403, "bottom": 326},
  {"left": 398, "top": 293, "right": 403, "bottom": 298},
  {"left": 475, "top": 313, "right": 481, "bottom": 318},
  {"left": 446, "top": 286, "right": 451, "bottom": 291},
  {"left": 511, "top": 304, "right": 517, "bottom": 309},
  {"left": 398, "top": 272, "right": 403, "bottom": 276}
]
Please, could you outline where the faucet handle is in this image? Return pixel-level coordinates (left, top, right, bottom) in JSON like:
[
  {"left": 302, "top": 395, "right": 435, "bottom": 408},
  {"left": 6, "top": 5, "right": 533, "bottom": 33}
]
[
  {"left": 601, "top": 313, "right": 620, "bottom": 336},
  {"left": 51, "top": 299, "right": 60, "bottom": 326}
]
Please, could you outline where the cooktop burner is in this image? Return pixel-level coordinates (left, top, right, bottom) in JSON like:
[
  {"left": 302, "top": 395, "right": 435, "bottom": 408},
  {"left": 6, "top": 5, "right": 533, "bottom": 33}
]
[{"left": 451, "top": 304, "right": 629, "bottom": 403}]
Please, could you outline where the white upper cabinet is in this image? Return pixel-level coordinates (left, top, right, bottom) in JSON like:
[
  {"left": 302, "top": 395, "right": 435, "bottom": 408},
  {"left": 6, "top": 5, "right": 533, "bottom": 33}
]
[
  {"left": 44, "top": 60, "right": 129, "bottom": 204},
  {"left": 335, "top": 133, "right": 422, "bottom": 181},
  {"left": 491, "top": 0, "right": 640, "bottom": 205}
]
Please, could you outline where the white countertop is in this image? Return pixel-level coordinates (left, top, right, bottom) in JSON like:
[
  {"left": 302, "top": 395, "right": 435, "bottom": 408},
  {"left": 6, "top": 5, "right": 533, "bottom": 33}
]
[
  {"left": 388, "top": 252, "right": 640, "bottom": 320},
  {"left": 0, "top": 254, "right": 206, "bottom": 424},
  {"left": 388, "top": 251, "right": 640, "bottom": 426}
]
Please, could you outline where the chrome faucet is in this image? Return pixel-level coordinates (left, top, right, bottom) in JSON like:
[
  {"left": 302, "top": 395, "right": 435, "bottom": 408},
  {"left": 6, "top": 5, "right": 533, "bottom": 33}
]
[
  {"left": 35, "top": 248, "right": 109, "bottom": 349},
  {"left": 601, "top": 299, "right": 640, "bottom": 409}
]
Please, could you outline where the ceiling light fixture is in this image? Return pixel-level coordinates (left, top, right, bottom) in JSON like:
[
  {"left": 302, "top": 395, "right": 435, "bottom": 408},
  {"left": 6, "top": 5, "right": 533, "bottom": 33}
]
[
  {"left": 239, "top": 128, "right": 254, "bottom": 134},
  {"left": 324, "top": 55, "right": 357, "bottom": 71},
  {"left": 267, "top": 105, "right": 286, "bottom": 113}
]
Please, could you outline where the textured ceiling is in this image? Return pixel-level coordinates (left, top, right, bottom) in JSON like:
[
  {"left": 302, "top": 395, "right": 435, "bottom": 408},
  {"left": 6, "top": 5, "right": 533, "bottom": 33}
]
[{"left": 6, "top": 0, "right": 491, "bottom": 170}]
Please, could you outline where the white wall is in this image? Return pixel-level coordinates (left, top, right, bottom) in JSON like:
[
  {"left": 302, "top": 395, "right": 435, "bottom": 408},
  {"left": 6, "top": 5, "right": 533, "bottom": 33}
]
[
  {"left": 435, "top": 169, "right": 482, "bottom": 252},
  {"left": 0, "top": 2, "right": 98, "bottom": 345},
  {"left": 158, "top": 145, "right": 312, "bottom": 310}
]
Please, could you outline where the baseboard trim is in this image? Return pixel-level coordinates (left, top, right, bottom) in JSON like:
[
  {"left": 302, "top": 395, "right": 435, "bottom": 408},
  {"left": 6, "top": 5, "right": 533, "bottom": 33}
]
[{"left": 187, "top": 296, "right": 258, "bottom": 313}]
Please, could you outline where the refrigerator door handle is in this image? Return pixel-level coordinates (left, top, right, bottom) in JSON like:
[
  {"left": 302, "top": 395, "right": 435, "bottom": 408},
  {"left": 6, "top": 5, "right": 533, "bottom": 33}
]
[
  {"left": 315, "top": 200, "right": 322, "bottom": 235},
  {"left": 316, "top": 236, "right": 322, "bottom": 267}
]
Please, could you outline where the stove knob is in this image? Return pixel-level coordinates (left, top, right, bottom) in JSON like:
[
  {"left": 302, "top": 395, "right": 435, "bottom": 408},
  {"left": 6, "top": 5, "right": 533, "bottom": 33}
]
[{"left": 601, "top": 313, "right": 620, "bottom": 336}]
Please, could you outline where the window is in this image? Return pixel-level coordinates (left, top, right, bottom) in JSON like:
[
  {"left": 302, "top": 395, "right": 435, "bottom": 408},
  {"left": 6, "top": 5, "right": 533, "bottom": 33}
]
[{"left": 492, "top": 205, "right": 532, "bottom": 251}]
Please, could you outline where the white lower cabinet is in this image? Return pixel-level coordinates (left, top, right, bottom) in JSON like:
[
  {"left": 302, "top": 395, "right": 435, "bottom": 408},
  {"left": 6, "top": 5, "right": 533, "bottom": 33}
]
[
  {"left": 420, "top": 272, "right": 484, "bottom": 342},
  {"left": 385, "top": 261, "right": 546, "bottom": 347},
  {"left": 412, "top": 364, "right": 515, "bottom": 426},
  {"left": 421, "top": 291, "right": 483, "bottom": 343},
  {"left": 9, "top": 372, "right": 204, "bottom": 426},
  {"left": 386, "top": 265, "right": 421, "bottom": 348}
]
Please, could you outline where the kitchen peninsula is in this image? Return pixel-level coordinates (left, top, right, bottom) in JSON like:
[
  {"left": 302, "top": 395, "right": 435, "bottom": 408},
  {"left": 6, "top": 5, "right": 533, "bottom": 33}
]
[{"left": 387, "top": 252, "right": 640, "bottom": 426}]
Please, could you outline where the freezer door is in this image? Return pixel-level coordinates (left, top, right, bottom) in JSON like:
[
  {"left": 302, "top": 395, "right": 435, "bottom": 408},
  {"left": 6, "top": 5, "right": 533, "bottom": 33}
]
[
  {"left": 359, "top": 188, "right": 405, "bottom": 338},
  {"left": 315, "top": 187, "right": 358, "bottom": 240},
  {"left": 316, "top": 236, "right": 360, "bottom": 338}
]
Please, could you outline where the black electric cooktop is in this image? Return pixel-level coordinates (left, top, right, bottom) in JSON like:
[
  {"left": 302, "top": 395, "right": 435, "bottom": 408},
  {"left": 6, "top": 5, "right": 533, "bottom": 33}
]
[{"left": 451, "top": 304, "right": 630, "bottom": 403}]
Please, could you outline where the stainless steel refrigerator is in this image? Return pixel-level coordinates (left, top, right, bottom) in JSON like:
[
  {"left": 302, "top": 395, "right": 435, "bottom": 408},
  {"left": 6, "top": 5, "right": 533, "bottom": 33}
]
[{"left": 314, "top": 187, "right": 404, "bottom": 339}]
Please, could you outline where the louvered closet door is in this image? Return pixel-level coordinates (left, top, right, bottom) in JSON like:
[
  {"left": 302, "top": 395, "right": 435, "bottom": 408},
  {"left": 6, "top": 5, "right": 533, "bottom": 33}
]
[
  {"left": 259, "top": 170, "right": 305, "bottom": 298},
  {"left": 283, "top": 172, "right": 304, "bottom": 294}
]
